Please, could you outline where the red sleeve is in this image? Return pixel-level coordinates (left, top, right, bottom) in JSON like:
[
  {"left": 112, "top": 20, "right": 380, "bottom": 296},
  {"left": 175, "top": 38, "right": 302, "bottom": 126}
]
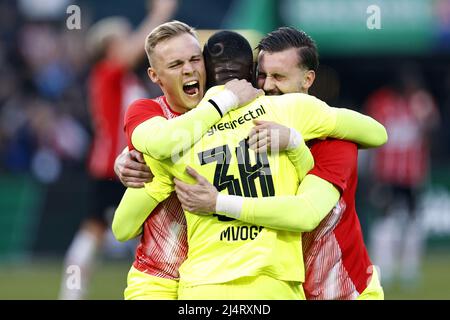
[
  {"left": 308, "top": 139, "right": 358, "bottom": 194},
  {"left": 124, "top": 99, "right": 166, "bottom": 150}
]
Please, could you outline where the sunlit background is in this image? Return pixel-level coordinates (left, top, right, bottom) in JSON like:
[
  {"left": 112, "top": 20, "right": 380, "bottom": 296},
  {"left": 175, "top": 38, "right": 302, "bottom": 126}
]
[{"left": 0, "top": 0, "right": 449, "bottom": 299}]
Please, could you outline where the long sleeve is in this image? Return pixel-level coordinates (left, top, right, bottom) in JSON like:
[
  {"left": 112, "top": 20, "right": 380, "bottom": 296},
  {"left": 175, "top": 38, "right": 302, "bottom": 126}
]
[
  {"left": 112, "top": 154, "right": 175, "bottom": 242},
  {"left": 217, "top": 174, "right": 340, "bottom": 232},
  {"left": 132, "top": 101, "right": 221, "bottom": 160},
  {"left": 269, "top": 93, "right": 388, "bottom": 149},
  {"left": 286, "top": 139, "right": 314, "bottom": 181},
  {"left": 112, "top": 187, "right": 160, "bottom": 241},
  {"left": 131, "top": 87, "right": 236, "bottom": 160},
  {"left": 332, "top": 108, "right": 388, "bottom": 148}
]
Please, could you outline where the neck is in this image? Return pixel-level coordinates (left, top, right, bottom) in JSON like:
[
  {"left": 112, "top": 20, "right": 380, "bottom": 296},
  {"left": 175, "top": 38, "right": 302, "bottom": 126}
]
[{"left": 165, "top": 95, "right": 188, "bottom": 114}]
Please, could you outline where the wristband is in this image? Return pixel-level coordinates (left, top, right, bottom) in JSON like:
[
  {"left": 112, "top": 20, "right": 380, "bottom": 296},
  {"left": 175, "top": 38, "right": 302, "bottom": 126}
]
[
  {"left": 208, "top": 89, "right": 239, "bottom": 116},
  {"left": 287, "top": 128, "right": 303, "bottom": 150},
  {"left": 216, "top": 194, "right": 244, "bottom": 219}
]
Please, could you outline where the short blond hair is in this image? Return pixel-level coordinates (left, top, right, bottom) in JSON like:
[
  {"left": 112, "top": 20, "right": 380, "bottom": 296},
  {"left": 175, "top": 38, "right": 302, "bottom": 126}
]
[{"left": 145, "top": 20, "right": 198, "bottom": 66}]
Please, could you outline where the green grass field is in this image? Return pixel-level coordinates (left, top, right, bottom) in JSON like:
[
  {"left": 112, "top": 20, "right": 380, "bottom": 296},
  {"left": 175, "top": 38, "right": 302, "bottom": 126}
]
[
  {"left": 1, "top": 252, "right": 449, "bottom": 300},
  {"left": 0, "top": 257, "right": 131, "bottom": 300}
]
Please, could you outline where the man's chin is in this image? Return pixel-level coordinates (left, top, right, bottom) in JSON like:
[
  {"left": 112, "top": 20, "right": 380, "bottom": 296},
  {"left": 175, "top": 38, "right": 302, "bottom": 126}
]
[{"left": 183, "top": 93, "right": 203, "bottom": 109}]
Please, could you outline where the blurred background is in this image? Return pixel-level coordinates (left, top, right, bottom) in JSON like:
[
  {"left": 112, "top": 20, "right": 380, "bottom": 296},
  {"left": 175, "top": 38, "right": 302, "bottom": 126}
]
[{"left": 0, "top": 0, "right": 449, "bottom": 299}]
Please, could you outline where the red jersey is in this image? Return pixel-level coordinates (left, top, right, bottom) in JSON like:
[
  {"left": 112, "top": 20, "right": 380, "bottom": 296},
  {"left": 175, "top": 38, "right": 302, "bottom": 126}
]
[
  {"left": 302, "top": 139, "right": 373, "bottom": 300},
  {"left": 87, "top": 60, "right": 146, "bottom": 179},
  {"left": 124, "top": 96, "right": 188, "bottom": 279},
  {"left": 365, "top": 87, "right": 437, "bottom": 187}
]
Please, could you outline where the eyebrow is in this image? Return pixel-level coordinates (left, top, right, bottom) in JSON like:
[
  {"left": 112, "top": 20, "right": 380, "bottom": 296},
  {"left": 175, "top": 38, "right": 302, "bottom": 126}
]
[
  {"left": 259, "top": 72, "right": 284, "bottom": 78},
  {"left": 167, "top": 55, "right": 202, "bottom": 66}
]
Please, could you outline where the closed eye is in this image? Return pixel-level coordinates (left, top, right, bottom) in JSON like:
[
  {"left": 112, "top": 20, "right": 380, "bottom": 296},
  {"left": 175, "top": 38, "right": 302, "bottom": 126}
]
[
  {"left": 168, "top": 61, "right": 182, "bottom": 68},
  {"left": 273, "top": 74, "right": 285, "bottom": 81}
]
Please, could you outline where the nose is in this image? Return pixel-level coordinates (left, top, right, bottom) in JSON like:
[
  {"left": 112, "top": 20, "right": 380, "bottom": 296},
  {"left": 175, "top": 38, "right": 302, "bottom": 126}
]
[
  {"left": 263, "top": 76, "right": 276, "bottom": 93},
  {"left": 182, "top": 61, "right": 194, "bottom": 75}
]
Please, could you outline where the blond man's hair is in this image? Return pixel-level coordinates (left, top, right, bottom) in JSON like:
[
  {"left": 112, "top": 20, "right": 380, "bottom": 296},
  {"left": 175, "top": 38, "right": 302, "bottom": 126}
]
[{"left": 145, "top": 20, "right": 198, "bottom": 66}]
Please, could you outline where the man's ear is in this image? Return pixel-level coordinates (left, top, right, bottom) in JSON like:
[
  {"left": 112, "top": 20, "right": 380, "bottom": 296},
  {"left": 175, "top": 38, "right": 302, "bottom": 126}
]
[
  {"left": 303, "top": 70, "right": 316, "bottom": 91},
  {"left": 148, "top": 67, "right": 161, "bottom": 86}
]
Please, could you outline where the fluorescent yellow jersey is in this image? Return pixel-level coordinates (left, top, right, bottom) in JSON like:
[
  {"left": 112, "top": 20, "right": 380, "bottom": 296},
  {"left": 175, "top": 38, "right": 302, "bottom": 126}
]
[
  {"left": 142, "top": 88, "right": 382, "bottom": 287},
  {"left": 113, "top": 85, "right": 387, "bottom": 241}
]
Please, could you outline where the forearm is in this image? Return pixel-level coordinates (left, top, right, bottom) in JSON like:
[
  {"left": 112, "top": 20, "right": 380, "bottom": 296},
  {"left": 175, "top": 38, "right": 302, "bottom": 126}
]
[
  {"left": 121, "top": 5, "right": 177, "bottom": 68},
  {"left": 286, "top": 129, "right": 314, "bottom": 181},
  {"left": 216, "top": 175, "right": 340, "bottom": 232},
  {"left": 132, "top": 91, "right": 237, "bottom": 159},
  {"left": 332, "top": 108, "right": 388, "bottom": 148},
  {"left": 112, "top": 187, "right": 160, "bottom": 241}
]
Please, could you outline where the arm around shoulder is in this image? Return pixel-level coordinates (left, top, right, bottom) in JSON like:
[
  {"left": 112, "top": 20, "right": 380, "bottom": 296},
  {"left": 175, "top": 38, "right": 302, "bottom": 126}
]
[
  {"left": 333, "top": 108, "right": 388, "bottom": 148},
  {"left": 216, "top": 174, "right": 340, "bottom": 233},
  {"left": 131, "top": 91, "right": 241, "bottom": 159}
]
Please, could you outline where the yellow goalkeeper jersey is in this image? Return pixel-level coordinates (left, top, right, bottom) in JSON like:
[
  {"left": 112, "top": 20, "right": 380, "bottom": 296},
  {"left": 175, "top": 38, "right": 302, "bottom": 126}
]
[{"left": 144, "top": 88, "right": 342, "bottom": 287}]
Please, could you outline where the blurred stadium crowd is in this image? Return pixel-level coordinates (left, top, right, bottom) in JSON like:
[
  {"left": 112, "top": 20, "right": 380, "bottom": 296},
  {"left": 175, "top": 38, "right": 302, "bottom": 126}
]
[{"left": 0, "top": 0, "right": 90, "bottom": 183}]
